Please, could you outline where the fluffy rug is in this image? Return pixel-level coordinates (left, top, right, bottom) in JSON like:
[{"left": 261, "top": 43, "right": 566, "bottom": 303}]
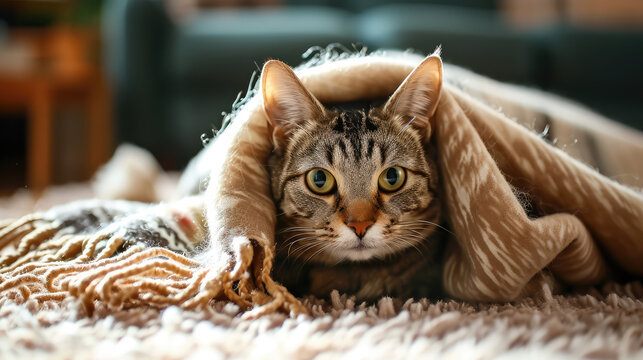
[{"left": 1, "top": 182, "right": 642, "bottom": 359}]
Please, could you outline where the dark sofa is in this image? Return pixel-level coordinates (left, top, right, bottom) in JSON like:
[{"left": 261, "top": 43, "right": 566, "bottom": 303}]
[{"left": 102, "top": 0, "right": 643, "bottom": 168}]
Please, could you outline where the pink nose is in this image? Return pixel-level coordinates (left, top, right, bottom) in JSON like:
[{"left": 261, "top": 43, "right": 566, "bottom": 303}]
[{"left": 346, "top": 220, "right": 374, "bottom": 237}]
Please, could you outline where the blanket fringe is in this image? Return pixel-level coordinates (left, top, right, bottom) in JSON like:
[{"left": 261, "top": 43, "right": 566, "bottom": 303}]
[{"left": 0, "top": 213, "right": 306, "bottom": 317}]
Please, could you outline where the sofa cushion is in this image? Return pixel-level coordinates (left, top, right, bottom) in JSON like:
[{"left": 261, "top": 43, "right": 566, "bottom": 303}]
[
  {"left": 357, "top": 4, "right": 539, "bottom": 85},
  {"left": 169, "top": 6, "right": 355, "bottom": 90},
  {"left": 541, "top": 27, "right": 643, "bottom": 129},
  {"left": 544, "top": 27, "right": 643, "bottom": 97}
]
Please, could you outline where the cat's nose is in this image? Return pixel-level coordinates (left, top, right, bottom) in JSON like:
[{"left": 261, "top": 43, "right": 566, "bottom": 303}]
[{"left": 346, "top": 220, "right": 374, "bottom": 238}]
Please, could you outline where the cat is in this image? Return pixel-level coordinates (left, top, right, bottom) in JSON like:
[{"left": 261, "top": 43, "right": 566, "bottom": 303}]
[{"left": 262, "top": 56, "right": 449, "bottom": 300}]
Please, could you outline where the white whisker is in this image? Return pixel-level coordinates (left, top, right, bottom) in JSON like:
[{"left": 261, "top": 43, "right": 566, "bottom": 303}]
[
  {"left": 398, "top": 219, "right": 453, "bottom": 236},
  {"left": 279, "top": 226, "right": 318, "bottom": 234},
  {"left": 289, "top": 240, "right": 324, "bottom": 258},
  {"left": 391, "top": 236, "right": 423, "bottom": 257},
  {"left": 303, "top": 242, "right": 333, "bottom": 264},
  {"left": 285, "top": 235, "right": 320, "bottom": 256}
]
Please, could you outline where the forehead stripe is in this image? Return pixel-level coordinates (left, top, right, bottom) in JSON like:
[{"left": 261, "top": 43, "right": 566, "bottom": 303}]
[
  {"left": 351, "top": 135, "right": 361, "bottom": 161},
  {"left": 365, "top": 117, "right": 377, "bottom": 131},
  {"left": 338, "top": 139, "right": 348, "bottom": 157},
  {"left": 326, "top": 145, "right": 334, "bottom": 164},
  {"left": 379, "top": 144, "right": 387, "bottom": 164},
  {"left": 332, "top": 115, "right": 344, "bottom": 133},
  {"left": 366, "top": 138, "right": 375, "bottom": 158}
]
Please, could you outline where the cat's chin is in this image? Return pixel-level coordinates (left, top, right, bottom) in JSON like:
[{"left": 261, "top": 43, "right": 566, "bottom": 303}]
[
  {"left": 326, "top": 227, "right": 394, "bottom": 262},
  {"left": 342, "top": 247, "right": 381, "bottom": 262},
  {"left": 326, "top": 244, "right": 393, "bottom": 263}
]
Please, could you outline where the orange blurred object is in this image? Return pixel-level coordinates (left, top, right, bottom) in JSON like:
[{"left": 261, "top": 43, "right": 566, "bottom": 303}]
[
  {"left": 0, "top": 26, "right": 112, "bottom": 192},
  {"left": 502, "top": 0, "right": 643, "bottom": 28}
]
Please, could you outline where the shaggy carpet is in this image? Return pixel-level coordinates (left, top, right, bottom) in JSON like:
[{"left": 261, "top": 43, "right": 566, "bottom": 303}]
[{"left": 1, "top": 182, "right": 642, "bottom": 359}]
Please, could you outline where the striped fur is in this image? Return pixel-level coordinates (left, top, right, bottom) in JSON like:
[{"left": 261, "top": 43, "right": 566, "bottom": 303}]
[{"left": 262, "top": 60, "right": 445, "bottom": 299}]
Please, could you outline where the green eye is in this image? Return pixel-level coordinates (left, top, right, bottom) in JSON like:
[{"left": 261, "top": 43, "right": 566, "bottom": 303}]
[
  {"left": 378, "top": 166, "right": 406, "bottom": 192},
  {"left": 305, "top": 168, "right": 336, "bottom": 195}
]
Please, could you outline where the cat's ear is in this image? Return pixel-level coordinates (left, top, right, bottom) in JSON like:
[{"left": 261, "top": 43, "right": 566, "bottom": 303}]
[
  {"left": 262, "top": 60, "right": 325, "bottom": 150},
  {"left": 383, "top": 54, "right": 443, "bottom": 138}
]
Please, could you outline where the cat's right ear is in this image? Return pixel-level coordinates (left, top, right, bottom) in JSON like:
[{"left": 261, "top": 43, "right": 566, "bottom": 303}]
[
  {"left": 261, "top": 60, "right": 324, "bottom": 150},
  {"left": 383, "top": 54, "right": 443, "bottom": 139}
]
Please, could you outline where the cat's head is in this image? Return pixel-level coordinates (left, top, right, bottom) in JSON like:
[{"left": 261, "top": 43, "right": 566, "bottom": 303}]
[{"left": 262, "top": 55, "right": 443, "bottom": 264}]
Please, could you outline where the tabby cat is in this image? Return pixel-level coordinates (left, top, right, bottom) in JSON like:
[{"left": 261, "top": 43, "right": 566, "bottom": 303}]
[{"left": 263, "top": 57, "right": 447, "bottom": 300}]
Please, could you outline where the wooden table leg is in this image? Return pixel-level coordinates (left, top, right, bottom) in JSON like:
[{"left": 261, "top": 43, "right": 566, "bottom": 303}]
[
  {"left": 28, "top": 80, "right": 52, "bottom": 192},
  {"left": 87, "top": 76, "right": 112, "bottom": 177}
]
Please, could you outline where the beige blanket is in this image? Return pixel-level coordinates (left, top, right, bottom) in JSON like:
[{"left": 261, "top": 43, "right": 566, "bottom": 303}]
[{"left": 0, "top": 50, "right": 642, "bottom": 317}]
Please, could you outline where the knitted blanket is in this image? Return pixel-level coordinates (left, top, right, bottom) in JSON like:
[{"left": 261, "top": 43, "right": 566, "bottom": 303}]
[{"left": 1, "top": 48, "right": 642, "bottom": 318}]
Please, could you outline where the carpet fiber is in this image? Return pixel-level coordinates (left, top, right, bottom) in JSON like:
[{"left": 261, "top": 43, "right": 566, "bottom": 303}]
[
  {"left": 1, "top": 182, "right": 642, "bottom": 359},
  {"left": 2, "top": 284, "right": 642, "bottom": 359}
]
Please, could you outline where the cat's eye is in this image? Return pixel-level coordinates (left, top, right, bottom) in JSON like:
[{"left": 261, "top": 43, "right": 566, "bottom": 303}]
[
  {"left": 305, "top": 168, "right": 336, "bottom": 195},
  {"left": 378, "top": 166, "right": 406, "bottom": 192}
]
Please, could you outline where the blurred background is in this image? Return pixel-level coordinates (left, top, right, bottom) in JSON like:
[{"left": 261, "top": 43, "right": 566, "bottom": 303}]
[{"left": 1, "top": 0, "right": 642, "bottom": 195}]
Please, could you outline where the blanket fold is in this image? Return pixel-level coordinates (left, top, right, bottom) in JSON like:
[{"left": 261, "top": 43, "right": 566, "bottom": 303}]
[
  {"left": 0, "top": 48, "right": 641, "bottom": 316},
  {"left": 437, "top": 89, "right": 610, "bottom": 301}
]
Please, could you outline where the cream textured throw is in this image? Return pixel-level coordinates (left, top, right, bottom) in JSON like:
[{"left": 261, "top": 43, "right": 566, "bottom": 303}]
[{"left": 0, "top": 50, "right": 642, "bottom": 317}]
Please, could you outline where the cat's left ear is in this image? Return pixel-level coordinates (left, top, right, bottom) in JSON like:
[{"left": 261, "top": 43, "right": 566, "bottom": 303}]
[
  {"left": 383, "top": 54, "right": 443, "bottom": 139},
  {"left": 262, "top": 60, "right": 325, "bottom": 150}
]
